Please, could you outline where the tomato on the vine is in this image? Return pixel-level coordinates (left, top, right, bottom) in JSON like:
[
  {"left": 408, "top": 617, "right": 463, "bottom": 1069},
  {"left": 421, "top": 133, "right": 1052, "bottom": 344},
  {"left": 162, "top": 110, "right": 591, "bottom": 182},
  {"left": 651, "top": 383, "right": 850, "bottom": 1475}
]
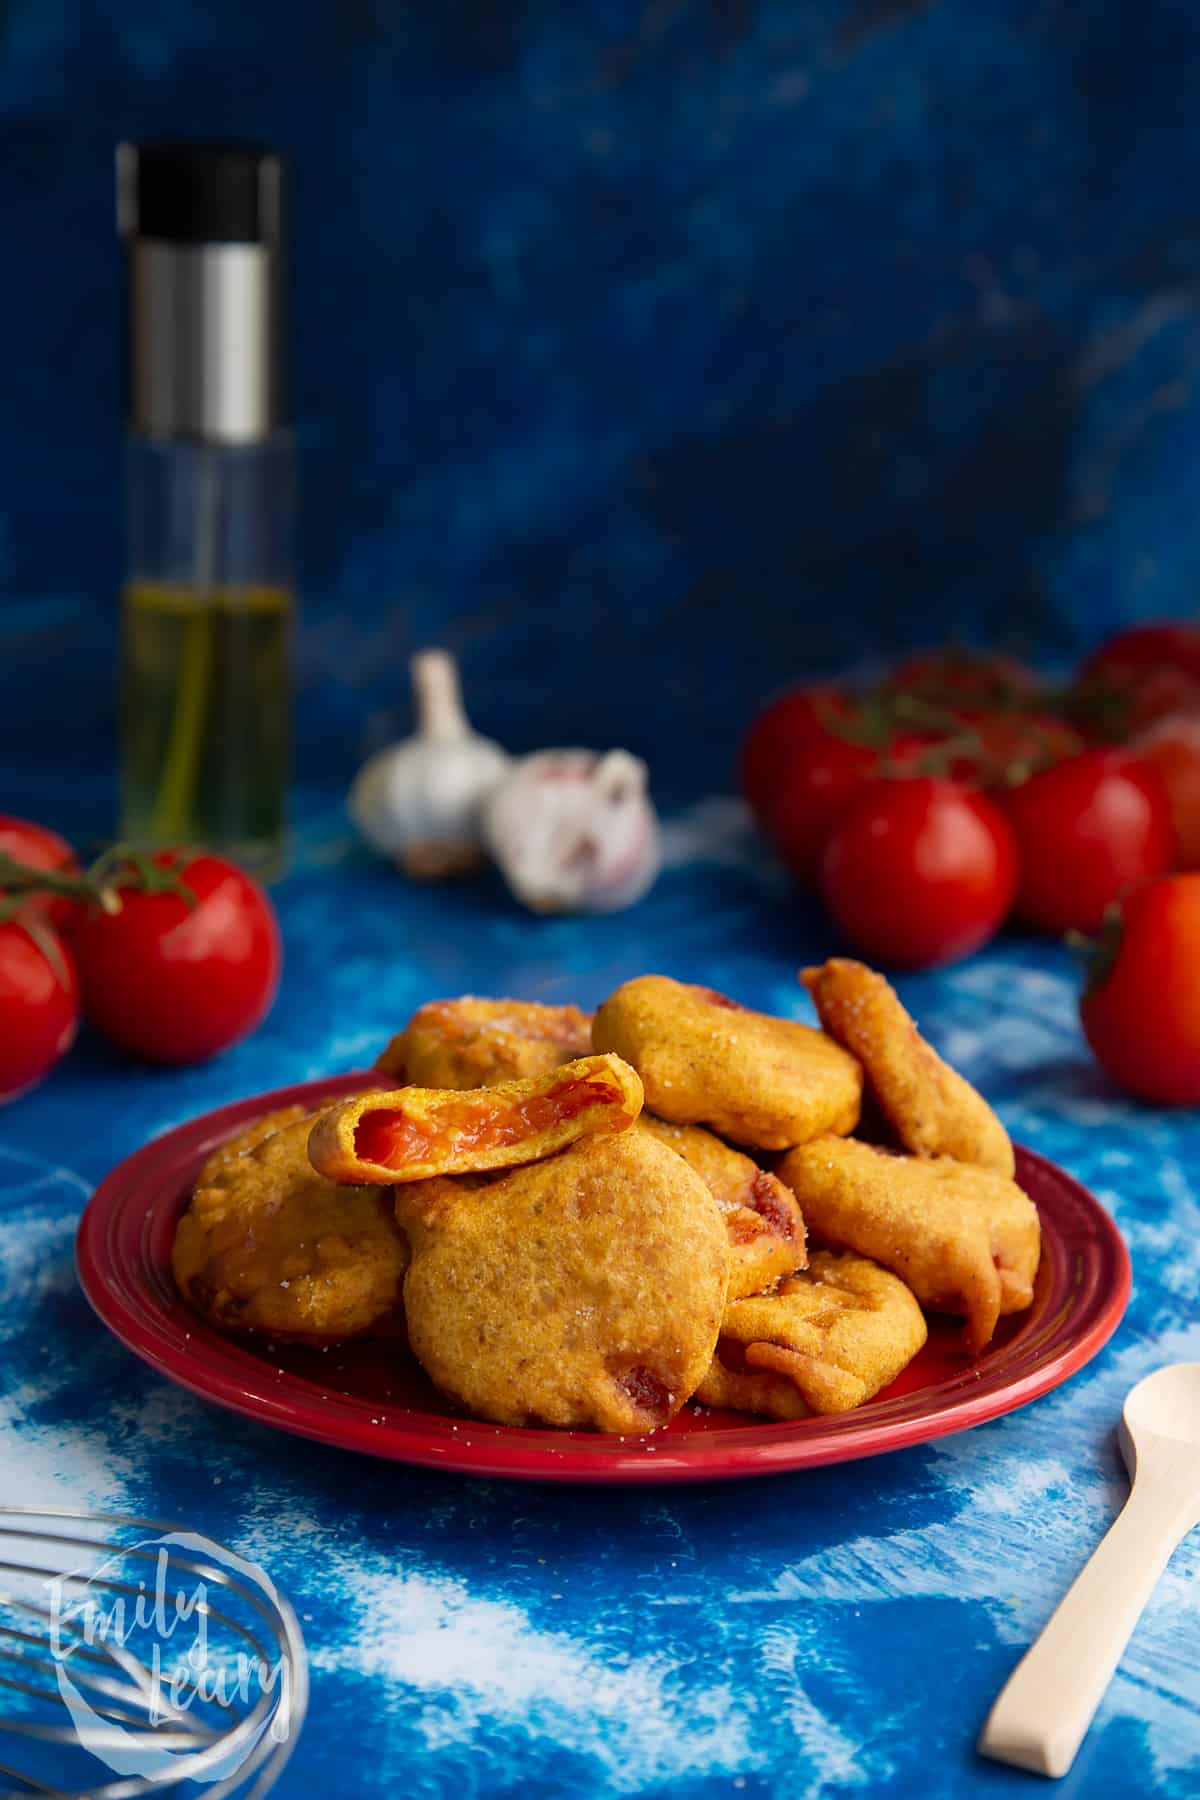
[
  {"left": 1083, "top": 621, "right": 1200, "bottom": 684},
  {"left": 762, "top": 729, "right": 881, "bottom": 885},
  {"left": 1079, "top": 874, "right": 1200, "bottom": 1104},
  {"left": 938, "top": 711, "right": 1083, "bottom": 788},
  {"left": 0, "top": 816, "right": 79, "bottom": 930},
  {"left": 75, "top": 852, "right": 281, "bottom": 1065},
  {"left": 0, "top": 920, "right": 79, "bottom": 1102},
  {"left": 738, "top": 685, "right": 855, "bottom": 824},
  {"left": 1001, "top": 750, "right": 1175, "bottom": 935},
  {"left": 818, "top": 776, "right": 1019, "bottom": 968},
  {"left": 1131, "top": 714, "right": 1200, "bottom": 869},
  {"left": 884, "top": 648, "right": 1036, "bottom": 710},
  {"left": 1074, "top": 622, "right": 1200, "bottom": 737}
]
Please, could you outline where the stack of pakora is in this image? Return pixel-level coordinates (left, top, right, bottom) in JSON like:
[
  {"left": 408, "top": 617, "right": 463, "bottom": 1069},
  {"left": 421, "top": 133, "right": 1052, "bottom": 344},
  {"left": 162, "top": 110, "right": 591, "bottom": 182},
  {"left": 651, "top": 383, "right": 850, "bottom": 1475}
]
[{"left": 172, "top": 962, "right": 1041, "bottom": 1434}]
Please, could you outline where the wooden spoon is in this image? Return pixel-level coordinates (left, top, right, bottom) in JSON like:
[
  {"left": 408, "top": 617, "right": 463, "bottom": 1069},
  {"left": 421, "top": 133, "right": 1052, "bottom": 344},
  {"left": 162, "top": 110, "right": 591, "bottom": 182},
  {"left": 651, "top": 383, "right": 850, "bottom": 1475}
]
[{"left": 979, "top": 1362, "right": 1200, "bottom": 1778}]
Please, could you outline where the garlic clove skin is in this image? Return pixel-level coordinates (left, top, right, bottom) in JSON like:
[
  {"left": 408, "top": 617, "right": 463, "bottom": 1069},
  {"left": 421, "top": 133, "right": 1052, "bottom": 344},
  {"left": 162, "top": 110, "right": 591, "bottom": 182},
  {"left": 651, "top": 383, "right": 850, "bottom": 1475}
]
[
  {"left": 349, "top": 649, "right": 511, "bottom": 879},
  {"left": 482, "top": 748, "right": 661, "bottom": 914}
]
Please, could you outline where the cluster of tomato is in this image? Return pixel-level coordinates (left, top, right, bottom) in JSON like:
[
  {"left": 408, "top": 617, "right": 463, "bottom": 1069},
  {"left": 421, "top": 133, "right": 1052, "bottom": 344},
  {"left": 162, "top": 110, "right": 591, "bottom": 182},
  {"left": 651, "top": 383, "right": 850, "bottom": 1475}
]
[
  {"left": 741, "top": 623, "right": 1200, "bottom": 1104},
  {"left": 0, "top": 818, "right": 282, "bottom": 1105}
]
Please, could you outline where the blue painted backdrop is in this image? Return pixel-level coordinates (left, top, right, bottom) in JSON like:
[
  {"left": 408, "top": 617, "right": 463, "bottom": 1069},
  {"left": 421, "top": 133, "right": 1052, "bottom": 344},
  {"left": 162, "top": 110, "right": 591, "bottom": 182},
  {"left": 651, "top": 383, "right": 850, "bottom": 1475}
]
[{"left": 4, "top": 0, "right": 1200, "bottom": 804}]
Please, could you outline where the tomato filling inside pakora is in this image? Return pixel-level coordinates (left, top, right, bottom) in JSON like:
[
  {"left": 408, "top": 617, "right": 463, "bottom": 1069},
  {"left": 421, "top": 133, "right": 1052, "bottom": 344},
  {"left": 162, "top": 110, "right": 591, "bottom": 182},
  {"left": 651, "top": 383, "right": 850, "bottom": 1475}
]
[
  {"left": 353, "top": 1076, "right": 620, "bottom": 1168},
  {"left": 746, "top": 1169, "right": 798, "bottom": 1238},
  {"left": 697, "top": 986, "right": 744, "bottom": 1011}
]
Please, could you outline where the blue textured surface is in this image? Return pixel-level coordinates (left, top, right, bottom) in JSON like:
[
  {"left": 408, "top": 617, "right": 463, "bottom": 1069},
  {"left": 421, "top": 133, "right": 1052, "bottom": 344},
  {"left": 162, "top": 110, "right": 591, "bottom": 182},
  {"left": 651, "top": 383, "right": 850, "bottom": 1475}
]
[
  {"left": 5, "top": 2, "right": 1200, "bottom": 800},
  {"left": 1, "top": 787, "right": 1198, "bottom": 1796}
]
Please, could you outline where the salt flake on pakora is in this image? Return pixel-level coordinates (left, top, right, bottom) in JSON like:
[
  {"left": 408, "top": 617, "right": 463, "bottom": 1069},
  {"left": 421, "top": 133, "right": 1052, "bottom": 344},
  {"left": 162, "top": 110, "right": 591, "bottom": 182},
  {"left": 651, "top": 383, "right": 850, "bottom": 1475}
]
[
  {"left": 637, "top": 1115, "right": 807, "bottom": 1299},
  {"left": 396, "top": 1129, "right": 729, "bottom": 1432},
  {"left": 172, "top": 1114, "right": 409, "bottom": 1342},
  {"left": 802, "top": 958, "right": 1014, "bottom": 1176},
  {"left": 308, "top": 1053, "right": 643, "bottom": 1185},
  {"left": 778, "top": 1136, "right": 1040, "bottom": 1353},
  {"left": 592, "top": 975, "right": 862, "bottom": 1150},
  {"left": 375, "top": 997, "right": 593, "bottom": 1089},
  {"left": 696, "top": 1249, "right": 927, "bottom": 1417}
]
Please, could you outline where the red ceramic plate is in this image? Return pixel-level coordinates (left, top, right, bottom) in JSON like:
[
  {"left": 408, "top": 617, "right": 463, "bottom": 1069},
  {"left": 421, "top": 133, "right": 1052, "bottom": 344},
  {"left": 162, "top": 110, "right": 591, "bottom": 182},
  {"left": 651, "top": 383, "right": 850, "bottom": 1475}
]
[{"left": 77, "top": 1074, "right": 1131, "bottom": 1484}]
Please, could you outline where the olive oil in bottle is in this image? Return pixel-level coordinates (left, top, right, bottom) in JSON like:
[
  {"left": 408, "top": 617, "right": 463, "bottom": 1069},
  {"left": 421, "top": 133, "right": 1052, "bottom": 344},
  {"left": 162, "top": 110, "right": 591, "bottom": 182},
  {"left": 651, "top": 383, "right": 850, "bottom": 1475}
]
[
  {"left": 117, "top": 142, "right": 292, "bottom": 877},
  {"left": 120, "top": 579, "right": 290, "bottom": 869}
]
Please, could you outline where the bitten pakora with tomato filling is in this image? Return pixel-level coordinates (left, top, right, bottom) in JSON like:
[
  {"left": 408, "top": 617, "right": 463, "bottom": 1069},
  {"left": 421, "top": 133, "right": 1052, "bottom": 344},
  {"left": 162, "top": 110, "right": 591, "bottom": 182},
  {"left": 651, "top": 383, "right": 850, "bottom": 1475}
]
[
  {"left": 591, "top": 975, "right": 862, "bottom": 1151},
  {"left": 172, "top": 1115, "right": 409, "bottom": 1341},
  {"left": 696, "top": 1250, "right": 927, "bottom": 1418},
  {"left": 777, "top": 1137, "right": 1040, "bottom": 1353},
  {"left": 801, "top": 958, "right": 1014, "bottom": 1176},
  {"left": 637, "top": 1115, "right": 807, "bottom": 1300},
  {"left": 308, "top": 1054, "right": 643, "bottom": 1185},
  {"left": 195, "top": 1104, "right": 311, "bottom": 1188},
  {"left": 396, "top": 1129, "right": 729, "bottom": 1432},
  {"left": 375, "top": 997, "right": 594, "bottom": 1089}
]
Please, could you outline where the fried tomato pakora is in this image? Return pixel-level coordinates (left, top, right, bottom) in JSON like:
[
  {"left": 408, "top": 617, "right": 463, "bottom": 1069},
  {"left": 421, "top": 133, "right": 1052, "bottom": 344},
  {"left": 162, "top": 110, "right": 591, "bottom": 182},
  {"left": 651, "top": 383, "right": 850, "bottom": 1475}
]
[
  {"left": 172, "top": 1115, "right": 409, "bottom": 1341},
  {"left": 396, "top": 1130, "right": 729, "bottom": 1432},
  {"left": 777, "top": 1136, "right": 1040, "bottom": 1353},
  {"left": 696, "top": 1250, "right": 927, "bottom": 1418},
  {"left": 308, "top": 1054, "right": 643, "bottom": 1185},
  {"left": 375, "top": 997, "right": 593, "bottom": 1089},
  {"left": 592, "top": 975, "right": 862, "bottom": 1150},
  {"left": 802, "top": 959, "right": 1014, "bottom": 1176},
  {"left": 637, "top": 1115, "right": 807, "bottom": 1299},
  {"left": 195, "top": 1104, "right": 311, "bottom": 1189}
]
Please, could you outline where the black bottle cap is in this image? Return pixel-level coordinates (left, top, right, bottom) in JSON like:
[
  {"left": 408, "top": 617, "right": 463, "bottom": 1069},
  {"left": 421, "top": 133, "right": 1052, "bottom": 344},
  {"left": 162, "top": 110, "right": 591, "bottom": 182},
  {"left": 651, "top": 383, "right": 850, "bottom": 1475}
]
[{"left": 116, "top": 141, "right": 285, "bottom": 245}]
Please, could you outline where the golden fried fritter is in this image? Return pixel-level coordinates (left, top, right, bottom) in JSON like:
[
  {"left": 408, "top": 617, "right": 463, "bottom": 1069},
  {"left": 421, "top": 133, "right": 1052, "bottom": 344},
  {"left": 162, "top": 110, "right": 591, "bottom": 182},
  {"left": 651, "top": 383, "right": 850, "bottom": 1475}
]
[
  {"left": 195, "top": 1104, "right": 311, "bottom": 1189},
  {"left": 778, "top": 1136, "right": 1040, "bottom": 1353},
  {"left": 376, "top": 997, "right": 594, "bottom": 1089},
  {"left": 396, "top": 1130, "right": 729, "bottom": 1432},
  {"left": 172, "top": 1115, "right": 409, "bottom": 1341},
  {"left": 308, "top": 1054, "right": 643, "bottom": 1185},
  {"left": 802, "top": 959, "right": 1014, "bottom": 1176},
  {"left": 637, "top": 1115, "right": 807, "bottom": 1299},
  {"left": 592, "top": 975, "right": 862, "bottom": 1151},
  {"left": 696, "top": 1250, "right": 928, "bottom": 1417}
]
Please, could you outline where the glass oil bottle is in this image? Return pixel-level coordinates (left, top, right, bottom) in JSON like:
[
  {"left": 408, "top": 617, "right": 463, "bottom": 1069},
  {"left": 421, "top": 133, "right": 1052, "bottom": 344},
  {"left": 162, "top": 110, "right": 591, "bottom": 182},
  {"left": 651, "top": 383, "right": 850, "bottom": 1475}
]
[{"left": 117, "top": 142, "right": 292, "bottom": 877}]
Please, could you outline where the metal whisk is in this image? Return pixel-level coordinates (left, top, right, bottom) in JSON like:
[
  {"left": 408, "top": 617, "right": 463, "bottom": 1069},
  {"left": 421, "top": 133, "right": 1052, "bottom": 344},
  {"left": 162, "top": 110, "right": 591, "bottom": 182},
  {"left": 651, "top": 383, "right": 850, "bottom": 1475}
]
[{"left": 0, "top": 1508, "right": 307, "bottom": 1798}]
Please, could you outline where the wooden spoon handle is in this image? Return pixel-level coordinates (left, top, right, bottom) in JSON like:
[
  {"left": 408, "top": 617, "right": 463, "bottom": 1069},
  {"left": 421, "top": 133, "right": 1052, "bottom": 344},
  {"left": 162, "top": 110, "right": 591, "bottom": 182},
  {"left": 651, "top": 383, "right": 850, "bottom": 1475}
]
[{"left": 978, "top": 1480, "right": 1194, "bottom": 1778}]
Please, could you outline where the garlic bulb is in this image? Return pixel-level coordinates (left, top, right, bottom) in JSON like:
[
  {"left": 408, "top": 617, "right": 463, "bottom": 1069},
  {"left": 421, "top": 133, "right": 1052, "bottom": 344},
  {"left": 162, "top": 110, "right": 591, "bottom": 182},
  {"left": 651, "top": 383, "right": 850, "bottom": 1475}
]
[
  {"left": 350, "top": 650, "right": 510, "bottom": 878},
  {"left": 483, "top": 749, "right": 660, "bottom": 913}
]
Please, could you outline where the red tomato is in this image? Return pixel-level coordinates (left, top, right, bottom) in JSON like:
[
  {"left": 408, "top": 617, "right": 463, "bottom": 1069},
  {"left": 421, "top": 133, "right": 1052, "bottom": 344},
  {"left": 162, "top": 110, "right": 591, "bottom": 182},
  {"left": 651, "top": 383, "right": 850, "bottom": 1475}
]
[
  {"left": 738, "top": 685, "right": 853, "bottom": 823},
  {"left": 1080, "top": 874, "right": 1200, "bottom": 1104},
  {"left": 762, "top": 730, "right": 880, "bottom": 885},
  {"left": 76, "top": 852, "right": 281, "bottom": 1065},
  {"left": 1131, "top": 714, "right": 1200, "bottom": 869},
  {"left": 818, "top": 777, "right": 1019, "bottom": 968},
  {"left": 1002, "top": 750, "right": 1175, "bottom": 934},
  {"left": 0, "top": 921, "right": 79, "bottom": 1102},
  {"left": 0, "top": 816, "right": 80, "bottom": 930},
  {"left": 1083, "top": 621, "right": 1200, "bottom": 683},
  {"left": 1075, "top": 623, "right": 1200, "bottom": 738}
]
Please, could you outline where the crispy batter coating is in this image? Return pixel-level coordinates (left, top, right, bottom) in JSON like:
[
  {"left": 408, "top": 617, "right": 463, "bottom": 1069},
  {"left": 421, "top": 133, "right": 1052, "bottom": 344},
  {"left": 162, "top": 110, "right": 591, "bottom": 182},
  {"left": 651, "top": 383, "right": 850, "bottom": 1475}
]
[
  {"left": 308, "top": 1054, "right": 643, "bottom": 1185},
  {"left": 778, "top": 1136, "right": 1040, "bottom": 1353},
  {"left": 592, "top": 975, "right": 862, "bottom": 1151},
  {"left": 696, "top": 1250, "right": 928, "bottom": 1417},
  {"left": 396, "top": 1130, "right": 729, "bottom": 1432},
  {"left": 376, "top": 997, "right": 594, "bottom": 1089},
  {"left": 802, "top": 959, "right": 1014, "bottom": 1176},
  {"left": 195, "top": 1104, "right": 311, "bottom": 1189},
  {"left": 637, "top": 1115, "right": 807, "bottom": 1299},
  {"left": 172, "top": 1115, "right": 409, "bottom": 1341}
]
